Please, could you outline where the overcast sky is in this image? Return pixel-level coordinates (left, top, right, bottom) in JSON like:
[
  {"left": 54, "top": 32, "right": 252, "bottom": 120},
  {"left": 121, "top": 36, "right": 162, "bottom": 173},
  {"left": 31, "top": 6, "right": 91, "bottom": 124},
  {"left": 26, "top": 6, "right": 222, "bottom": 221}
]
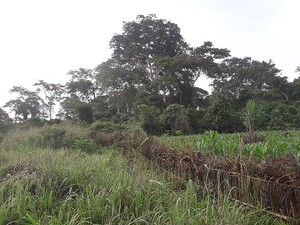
[{"left": 1, "top": 0, "right": 300, "bottom": 109}]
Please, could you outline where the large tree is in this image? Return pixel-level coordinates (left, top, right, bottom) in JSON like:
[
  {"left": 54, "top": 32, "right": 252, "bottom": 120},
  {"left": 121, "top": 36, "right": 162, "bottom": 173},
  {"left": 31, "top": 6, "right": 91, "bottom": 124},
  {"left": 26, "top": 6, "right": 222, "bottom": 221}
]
[
  {"left": 153, "top": 41, "right": 229, "bottom": 107},
  {"left": 95, "top": 59, "right": 142, "bottom": 114},
  {"left": 3, "top": 86, "right": 42, "bottom": 121},
  {"left": 66, "top": 68, "right": 99, "bottom": 102},
  {"left": 101, "top": 15, "right": 229, "bottom": 110},
  {"left": 212, "top": 57, "right": 282, "bottom": 99},
  {"left": 110, "top": 14, "right": 185, "bottom": 82},
  {"left": 34, "top": 80, "right": 64, "bottom": 120}
]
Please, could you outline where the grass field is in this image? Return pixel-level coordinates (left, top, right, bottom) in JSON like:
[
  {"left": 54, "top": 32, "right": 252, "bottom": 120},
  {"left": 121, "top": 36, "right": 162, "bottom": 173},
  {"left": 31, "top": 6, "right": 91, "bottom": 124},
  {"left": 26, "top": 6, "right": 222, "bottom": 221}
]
[
  {"left": 0, "top": 147, "right": 284, "bottom": 224},
  {"left": 0, "top": 125, "right": 292, "bottom": 224}
]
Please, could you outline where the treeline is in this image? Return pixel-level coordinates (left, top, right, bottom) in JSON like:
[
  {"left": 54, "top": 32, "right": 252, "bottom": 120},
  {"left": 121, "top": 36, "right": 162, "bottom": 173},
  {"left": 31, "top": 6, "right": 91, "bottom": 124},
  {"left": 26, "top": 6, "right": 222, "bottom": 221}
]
[{"left": 1, "top": 15, "right": 300, "bottom": 135}]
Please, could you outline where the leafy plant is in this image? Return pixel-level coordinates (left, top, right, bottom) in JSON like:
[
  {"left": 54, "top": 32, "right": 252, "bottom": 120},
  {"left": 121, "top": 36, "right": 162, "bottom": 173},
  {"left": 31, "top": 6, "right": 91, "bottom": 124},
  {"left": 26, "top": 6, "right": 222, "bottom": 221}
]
[
  {"left": 242, "top": 100, "right": 265, "bottom": 144},
  {"left": 73, "top": 139, "right": 98, "bottom": 153}
]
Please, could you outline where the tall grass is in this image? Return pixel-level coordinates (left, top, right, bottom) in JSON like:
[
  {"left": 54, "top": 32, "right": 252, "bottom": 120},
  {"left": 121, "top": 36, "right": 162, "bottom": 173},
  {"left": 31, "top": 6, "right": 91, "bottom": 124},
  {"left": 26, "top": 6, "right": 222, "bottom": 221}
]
[
  {"left": 0, "top": 124, "right": 288, "bottom": 224},
  {"left": 0, "top": 146, "right": 284, "bottom": 224}
]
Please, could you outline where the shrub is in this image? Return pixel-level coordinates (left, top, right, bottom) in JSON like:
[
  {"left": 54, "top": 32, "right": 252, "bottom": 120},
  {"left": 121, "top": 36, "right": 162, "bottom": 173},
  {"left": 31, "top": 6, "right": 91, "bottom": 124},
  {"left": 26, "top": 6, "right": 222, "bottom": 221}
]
[
  {"left": 89, "top": 121, "right": 126, "bottom": 135},
  {"left": 39, "top": 126, "right": 66, "bottom": 149},
  {"left": 136, "top": 104, "right": 162, "bottom": 135},
  {"left": 204, "top": 95, "right": 242, "bottom": 133},
  {"left": 161, "top": 104, "right": 191, "bottom": 135},
  {"left": 72, "top": 139, "right": 98, "bottom": 153}
]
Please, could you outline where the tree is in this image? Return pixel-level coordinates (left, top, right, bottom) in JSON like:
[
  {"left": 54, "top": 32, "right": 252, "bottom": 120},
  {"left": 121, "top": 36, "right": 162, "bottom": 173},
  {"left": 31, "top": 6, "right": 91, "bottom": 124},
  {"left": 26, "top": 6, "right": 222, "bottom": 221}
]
[
  {"left": 0, "top": 107, "right": 9, "bottom": 122},
  {"left": 110, "top": 14, "right": 185, "bottom": 82},
  {"left": 77, "top": 104, "right": 93, "bottom": 124},
  {"left": 66, "top": 68, "right": 99, "bottom": 102},
  {"left": 204, "top": 94, "right": 242, "bottom": 133},
  {"left": 161, "top": 104, "right": 191, "bottom": 134},
  {"left": 289, "top": 76, "right": 300, "bottom": 102},
  {"left": 153, "top": 42, "right": 229, "bottom": 107},
  {"left": 95, "top": 59, "right": 141, "bottom": 114},
  {"left": 0, "top": 107, "right": 12, "bottom": 139},
  {"left": 212, "top": 57, "right": 281, "bottom": 99},
  {"left": 136, "top": 104, "right": 162, "bottom": 134},
  {"left": 3, "top": 86, "right": 42, "bottom": 121},
  {"left": 268, "top": 102, "right": 300, "bottom": 130},
  {"left": 57, "top": 96, "right": 82, "bottom": 120},
  {"left": 106, "top": 15, "right": 229, "bottom": 109},
  {"left": 34, "top": 80, "right": 64, "bottom": 120}
]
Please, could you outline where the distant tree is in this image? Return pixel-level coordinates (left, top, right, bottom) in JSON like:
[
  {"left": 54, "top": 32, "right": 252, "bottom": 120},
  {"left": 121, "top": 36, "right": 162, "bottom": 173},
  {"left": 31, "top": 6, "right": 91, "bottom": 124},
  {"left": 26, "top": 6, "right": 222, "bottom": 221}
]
[
  {"left": 34, "top": 80, "right": 64, "bottom": 120},
  {"left": 0, "top": 107, "right": 9, "bottom": 121},
  {"left": 105, "top": 15, "right": 229, "bottom": 110},
  {"left": 66, "top": 68, "right": 99, "bottom": 102},
  {"left": 77, "top": 104, "right": 93, "bottom": 124},
  {"left": 110, "top": 14, "right": 185, "bottom": 82},
  {"left": 268, "top": 102, "right": 300, "bottom": 130},
  {"left": 153, "top": 42, "right": 229, "bottom": 107},
  {"left": 57, "top": 96, "right": 82, "bottom": 120},
  {"left": 3, "top": 86, "right": 42, "bottom": 121},
  {"left": 95, "top": 59, "right": 140, "bottom": 114},
  {"left": 289, "top": 76, "right": 300, "bottom": 102},
  {"left": 212, "top": 57, "right": 281, "bottom": 99},
  {"left": 0, "top": 107, "right": 12, "bottom": 139}
]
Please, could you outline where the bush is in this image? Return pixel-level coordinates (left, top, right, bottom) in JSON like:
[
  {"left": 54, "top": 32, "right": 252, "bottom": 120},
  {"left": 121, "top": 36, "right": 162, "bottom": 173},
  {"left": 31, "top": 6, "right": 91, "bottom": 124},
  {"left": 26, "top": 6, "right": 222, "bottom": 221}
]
[
  {"left": 89, "top": 121, "right": 126, "bottom": 135},
  {"left": 204, "top": 95, "right": 243, "bottom": 133},
  {"left": 268, "top": 103, "right": 300, "bottom": 130},
  {"left": 72, "top": 139, "right": 98, "bottom": 153},
  {"left": 39, "top": 126, "right": 66, "bottom": 149},
  {"left": 136, "top": 104, "right": 162, "bottom": 135},
  {"left": 161, "top": 104, "right": 191, "bottom": 135}
]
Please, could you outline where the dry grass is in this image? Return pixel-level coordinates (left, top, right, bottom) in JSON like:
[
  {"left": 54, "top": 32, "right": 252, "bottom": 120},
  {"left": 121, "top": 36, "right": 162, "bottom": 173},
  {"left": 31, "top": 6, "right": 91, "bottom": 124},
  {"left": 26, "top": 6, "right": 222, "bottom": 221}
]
[{"left": 119, "top": 132, "right": 300, "bottom": 222}]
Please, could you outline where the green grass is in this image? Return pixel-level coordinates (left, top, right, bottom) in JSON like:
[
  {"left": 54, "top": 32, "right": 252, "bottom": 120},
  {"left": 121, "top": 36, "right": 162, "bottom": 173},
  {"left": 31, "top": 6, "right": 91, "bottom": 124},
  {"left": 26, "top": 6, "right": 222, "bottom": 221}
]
[
  {"left": 158, "top": 130, "right": 300, "bottom": 159},
  {"left": 0, "top": 146, "right": 284, "bottom": 224}
]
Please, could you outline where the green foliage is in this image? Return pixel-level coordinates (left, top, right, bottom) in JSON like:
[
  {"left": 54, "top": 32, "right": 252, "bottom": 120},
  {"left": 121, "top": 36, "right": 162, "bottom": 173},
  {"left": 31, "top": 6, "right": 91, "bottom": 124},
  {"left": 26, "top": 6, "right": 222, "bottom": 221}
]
[
  {"left": 76, "top": 104, "right": 93, "bottom": 123},
  {"left": 89, "top": 121, "right": 125, "bottom": 134},
  {"left": 136, "top": 104, "right": 162, "bottom": 134},
  {"left": 161, "top": 104, "right": 191, "bottom": 135},
  {"left": 268, "top": 102, "right": 300, "bottom": 130},
  {"left": 39, "top": 126, "right": 66, "bottom": 149},
  {"left": 205, "top": 95, "right": 242, "bottom": 133},
  {"left": 0, "top": 145, "right": 281, "bottom": 224},
  {"left": 73, "top": 139, "right": 98, "bottom": 153},
  {"left": 159, "top": 130, "right": 300, "bottom": 159}
]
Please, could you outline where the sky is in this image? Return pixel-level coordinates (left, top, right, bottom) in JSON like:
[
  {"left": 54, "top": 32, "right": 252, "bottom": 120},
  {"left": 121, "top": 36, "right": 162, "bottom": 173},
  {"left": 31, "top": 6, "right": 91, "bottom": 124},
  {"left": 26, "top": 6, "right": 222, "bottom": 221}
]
[{"left": 0, "top": 0, "right": 300, "bottom": 111}]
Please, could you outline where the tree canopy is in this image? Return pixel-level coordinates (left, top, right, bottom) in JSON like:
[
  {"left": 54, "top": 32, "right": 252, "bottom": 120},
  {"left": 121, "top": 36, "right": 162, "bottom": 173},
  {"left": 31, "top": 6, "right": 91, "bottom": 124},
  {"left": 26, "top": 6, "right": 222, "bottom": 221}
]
[{"left": 3, "top": 15, "right": 299, "bottom": 133}]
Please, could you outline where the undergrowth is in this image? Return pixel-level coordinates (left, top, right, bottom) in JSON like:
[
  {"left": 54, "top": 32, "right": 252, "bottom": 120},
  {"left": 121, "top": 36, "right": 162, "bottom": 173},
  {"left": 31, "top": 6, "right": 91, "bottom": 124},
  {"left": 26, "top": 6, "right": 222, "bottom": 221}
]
[{"left": 0, "top": 146, "right": 285, "bottom": 224}]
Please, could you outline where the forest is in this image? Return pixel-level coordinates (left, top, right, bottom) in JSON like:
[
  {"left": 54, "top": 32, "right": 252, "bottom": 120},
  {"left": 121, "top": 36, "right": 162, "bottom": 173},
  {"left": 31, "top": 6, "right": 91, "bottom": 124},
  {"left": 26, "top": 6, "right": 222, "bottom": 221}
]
[{"left": 1, "top": 15, "right": 300, "bottom": 135}]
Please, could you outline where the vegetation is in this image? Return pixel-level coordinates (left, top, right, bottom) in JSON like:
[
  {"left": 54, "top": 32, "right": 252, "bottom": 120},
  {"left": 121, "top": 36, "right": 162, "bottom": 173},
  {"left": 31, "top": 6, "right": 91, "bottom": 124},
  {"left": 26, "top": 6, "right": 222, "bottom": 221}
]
[
  {"left": 0, "top": 14, "right": 299, "bottom": 224},
  {"left": 0, "top": 125, "right": 284, "bottom": 224},
  {"left": 158, "top": 130, "right": 300, "bottom": 159},
  {"left": 1, "top": 14, "right": 299, "bottom": 135}
]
